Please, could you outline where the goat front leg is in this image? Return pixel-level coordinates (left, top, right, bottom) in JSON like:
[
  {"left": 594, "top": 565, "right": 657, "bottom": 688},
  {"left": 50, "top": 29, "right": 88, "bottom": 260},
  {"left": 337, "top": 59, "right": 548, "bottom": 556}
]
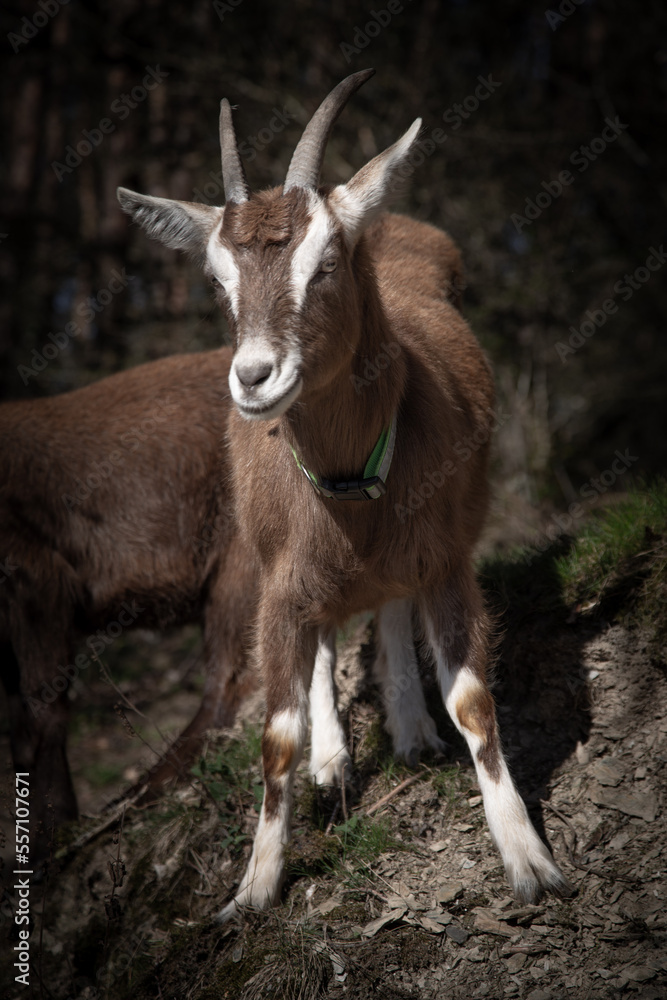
[
  {"left": 216, "top": 607, "right": 317, "bottom": 922},
  {"left": 309, "top": 626, "right": 351, "bottom": 786},
  {"left": 375, "top": 599, "right": 445, "bottom": 766},
  {"left": 420, "top": 570, "right": 572, "bottom": 904}
]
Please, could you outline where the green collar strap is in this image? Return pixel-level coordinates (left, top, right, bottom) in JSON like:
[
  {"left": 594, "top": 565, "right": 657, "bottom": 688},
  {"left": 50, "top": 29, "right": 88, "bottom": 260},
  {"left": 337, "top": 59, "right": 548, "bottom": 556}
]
[{"left": 290, "top": 413, "right": 397, "bottom": 501}]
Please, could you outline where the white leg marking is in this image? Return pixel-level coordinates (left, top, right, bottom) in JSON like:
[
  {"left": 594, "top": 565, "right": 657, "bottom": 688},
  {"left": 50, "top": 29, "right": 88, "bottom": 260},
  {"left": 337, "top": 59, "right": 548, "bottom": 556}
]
[
  {"left": 376, "top": 600, "right": 445, "bottom": 764},
  {"left": 216, "top": 776, "right": 291, "bottom": 921},
  {"left": 425, "top": 616, "right": 570, "bottom": 903},
  {"left": 216, "top": 702, "right": 307, "bottom": 922},
  {"left": 309, "top": 627, "right": 351, "bottom": 785}
]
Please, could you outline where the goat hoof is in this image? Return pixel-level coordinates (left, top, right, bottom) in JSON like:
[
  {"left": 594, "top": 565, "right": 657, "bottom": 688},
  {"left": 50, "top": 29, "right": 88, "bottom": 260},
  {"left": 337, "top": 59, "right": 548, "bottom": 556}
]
[
  {"left": 509, "top": 858, "right": 574, "bottom": 905},
  {"left": 215, "top": 900, "right": 242, "bottom": 924},
  {"left": 310, "top": 748, "right": 352, "bottom": 787}
]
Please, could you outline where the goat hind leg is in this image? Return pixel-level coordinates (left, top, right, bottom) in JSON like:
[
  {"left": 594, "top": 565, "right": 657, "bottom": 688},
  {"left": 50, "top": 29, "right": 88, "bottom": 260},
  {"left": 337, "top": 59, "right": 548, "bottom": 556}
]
[
  {"left": 420, "top": 573, "right": 571, "bottom": 903},
  {"left": 309, "top": 626, "right": 351, "bottom": 786},
  {"left": 375, "top": 599, "right": 445, "bottom": 766},
  {"left": 7, "top": 632, "right": 78, "bottom": 860},
  {"left": 134, "top": 541, "right": 258, "bottom": 799}
]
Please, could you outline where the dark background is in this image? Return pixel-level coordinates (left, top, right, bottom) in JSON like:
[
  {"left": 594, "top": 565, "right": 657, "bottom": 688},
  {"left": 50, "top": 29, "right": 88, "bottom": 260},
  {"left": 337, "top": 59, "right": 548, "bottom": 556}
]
[{"left": 1, "top": 0, "right": 666, "bottom": 524}]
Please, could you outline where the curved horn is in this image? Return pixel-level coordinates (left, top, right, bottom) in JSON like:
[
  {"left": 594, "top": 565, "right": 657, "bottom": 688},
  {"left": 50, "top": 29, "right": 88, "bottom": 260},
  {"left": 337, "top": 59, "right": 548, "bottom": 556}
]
[
  {"left": 284, "top": 69, "right": 375, "bottom": 193},
  {"left": 219, "top": 98, "right": 249, "bottom": 204}
]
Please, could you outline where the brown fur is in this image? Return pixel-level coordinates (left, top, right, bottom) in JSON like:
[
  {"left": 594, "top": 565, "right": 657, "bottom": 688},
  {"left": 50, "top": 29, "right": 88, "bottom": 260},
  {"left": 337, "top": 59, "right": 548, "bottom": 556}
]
[
  {"left": 117, "top": 87, "right": 568, "bottom": 909},
  {"left": 214, "top": 195, "right": 498, "bottom": 858},
  {"left": 456, "top": 683, "right": 502, "bottom": 782},
  {"left": 218, "top": 199, "right": 498, "bottom": 871},
  {"left": 227, "top": 205, "right": 494, "bottom": 613},
  {"left": 262, "top": 730, "right": 296, "bottom": 819},
  {"left": 0, "top": 349, "right": 257, "bottom": 857}
]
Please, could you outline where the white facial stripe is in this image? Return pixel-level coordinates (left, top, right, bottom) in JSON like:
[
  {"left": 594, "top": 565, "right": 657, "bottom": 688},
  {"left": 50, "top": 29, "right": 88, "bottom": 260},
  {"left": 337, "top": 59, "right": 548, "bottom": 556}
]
[
  {"left": 206, "top": 230, "right": 240, "bottom": 317},
  {"left": 289, "top": 191, "right": 334, "bottom": 311}
]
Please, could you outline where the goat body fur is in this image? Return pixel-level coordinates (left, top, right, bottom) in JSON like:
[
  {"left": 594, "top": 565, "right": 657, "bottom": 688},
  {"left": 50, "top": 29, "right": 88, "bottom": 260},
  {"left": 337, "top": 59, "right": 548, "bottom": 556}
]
[
  {"left": 0, "top": 350, "right": 256, "bottom": 853},
  {"left": 118, "top": 71, "right": 572, "bottom": 916}
]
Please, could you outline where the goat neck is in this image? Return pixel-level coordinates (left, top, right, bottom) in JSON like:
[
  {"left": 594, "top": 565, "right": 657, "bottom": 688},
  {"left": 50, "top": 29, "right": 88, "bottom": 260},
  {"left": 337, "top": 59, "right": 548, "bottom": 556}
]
[{"left": 282, "top": 243, "right": 406, "bottom": 485}]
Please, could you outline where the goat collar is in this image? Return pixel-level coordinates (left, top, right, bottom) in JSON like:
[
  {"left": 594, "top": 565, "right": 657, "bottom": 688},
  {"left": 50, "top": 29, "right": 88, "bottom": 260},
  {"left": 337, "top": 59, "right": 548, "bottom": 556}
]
[{"left": 289, "top": 413, "right": 397, "bottom": 501}]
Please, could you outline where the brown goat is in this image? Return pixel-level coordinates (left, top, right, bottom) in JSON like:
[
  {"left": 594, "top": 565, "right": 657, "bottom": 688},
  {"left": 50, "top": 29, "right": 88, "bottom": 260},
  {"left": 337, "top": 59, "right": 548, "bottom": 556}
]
[
  {"left": 0, "top": 345, "right": 437, "bottom": 860},
  {"left": 119, "top": 69, "right": 571, "bottom": 916},
  {"left": 0, "top": 348, "right": 257, "bottom": 858}
]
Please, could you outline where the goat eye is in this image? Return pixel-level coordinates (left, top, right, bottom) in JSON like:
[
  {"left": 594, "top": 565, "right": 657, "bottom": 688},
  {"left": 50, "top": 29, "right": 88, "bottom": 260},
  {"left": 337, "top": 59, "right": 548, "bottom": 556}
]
[
  {"left": 210, "top": 276, "right": 222, "bottom": 287},
  {"left": 320, "top": 259, "right": 337, "bottom": 274}
]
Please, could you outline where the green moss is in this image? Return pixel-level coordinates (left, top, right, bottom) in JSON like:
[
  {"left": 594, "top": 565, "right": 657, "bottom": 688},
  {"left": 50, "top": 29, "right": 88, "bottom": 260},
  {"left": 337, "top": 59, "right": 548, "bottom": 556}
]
[
  {"left": 356, "top": 714, "right": 394, "bottom": 770},
  {"left": 192, "top": 723, "right": 263, "bottom": 808},
  {"left": 333, "top": 814, "right": 396, "bottom": 867},
  {"left": 554, "top": 477, "right": 667, "bottom": 626},
  {"left": 480, "top": 480, "right": 667, "bottom": 651}
]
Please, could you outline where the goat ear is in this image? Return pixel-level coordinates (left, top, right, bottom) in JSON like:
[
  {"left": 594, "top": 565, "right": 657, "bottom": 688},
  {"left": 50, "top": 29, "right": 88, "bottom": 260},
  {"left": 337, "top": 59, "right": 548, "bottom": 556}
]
[
  {"left": 329, "top": 118, "right": 422, "bottom": 245},
  {"left": 117, "top": 188, "right": 223, "bottom": 259}
]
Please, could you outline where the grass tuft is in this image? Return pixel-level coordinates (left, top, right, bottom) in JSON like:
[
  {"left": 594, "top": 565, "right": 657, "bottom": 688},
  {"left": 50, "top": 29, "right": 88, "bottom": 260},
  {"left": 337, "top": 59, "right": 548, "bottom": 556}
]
[
  {"left": 481, "top": 479, "right": 667, "bottom": 650},
  {"left": 554, "top": 477, "right": 667, "bottom": 613}
]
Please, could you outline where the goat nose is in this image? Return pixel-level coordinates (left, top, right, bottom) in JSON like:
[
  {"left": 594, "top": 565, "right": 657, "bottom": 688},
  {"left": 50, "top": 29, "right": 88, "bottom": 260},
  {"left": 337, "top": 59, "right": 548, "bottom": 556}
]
[{"left": 235, "top": 360, "right": 273, "bottom": 388}]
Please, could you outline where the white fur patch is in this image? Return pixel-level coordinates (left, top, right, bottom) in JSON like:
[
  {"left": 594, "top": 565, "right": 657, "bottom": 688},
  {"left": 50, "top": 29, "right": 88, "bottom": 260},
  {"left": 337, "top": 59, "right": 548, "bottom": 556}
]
[
  {"left": 229, "top": 341, "right": 303, "bottom": 420},
  {"left": 309, "top": 628, "right": 351, "bottom": 785},
  {"left": 375, "top": 600, "right": 445, "bottom": 762},
  {"left": 475, "top": 752, "right": 565, "bottom": 903},
  {"left": 289, "top": 191, "right": 334, "bottom": 311},
  {"left": 206, "top": 230, "right": 241, "bottom": 317},
  {"left": 216, "top": 777, "right": 290, "bottom": 921},
  {"left": 216, "top": 698, "right": 309, "bottom": 921},
  {"left": 268, "top": 705, "right": 304, "bottom": 747}
]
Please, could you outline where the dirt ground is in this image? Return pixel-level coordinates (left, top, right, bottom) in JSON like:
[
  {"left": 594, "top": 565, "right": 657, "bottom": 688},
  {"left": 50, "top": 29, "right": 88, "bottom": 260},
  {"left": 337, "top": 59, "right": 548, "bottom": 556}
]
[{"left": 1, "top": 580, "right": 665, "bottom": 1000}]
